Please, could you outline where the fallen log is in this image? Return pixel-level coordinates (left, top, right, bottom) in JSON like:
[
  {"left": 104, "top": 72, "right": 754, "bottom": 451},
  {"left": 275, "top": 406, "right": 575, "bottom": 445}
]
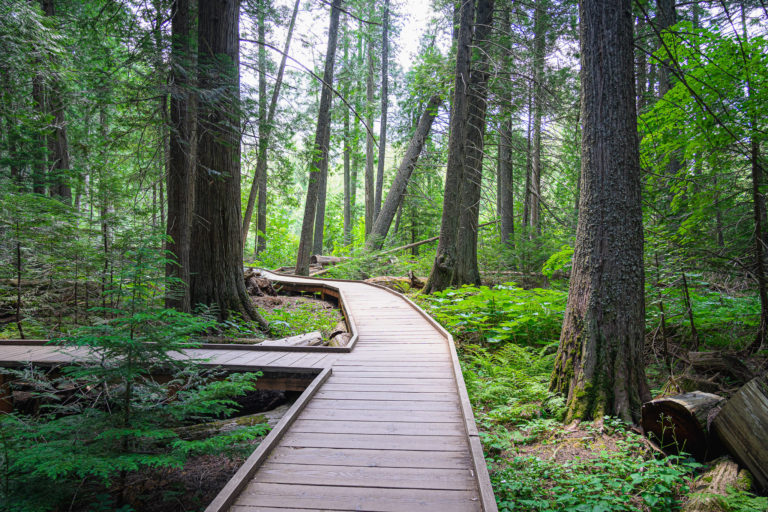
[
  {"left": 641, "top": 391, "right": 725, "bottom": 461},
  {"left": 258, "top": 331, "right": 322, "bottom": 347},
  {"left": 328, "top": 332, "right": 352, "bottom": 347},
  {"left": 244, "top": 269, "right": 277, "bottom": 297},
  {"left": 687, "top": 351, "right": 754, "bottom": 385},
  {"left": 173, "top": 405, "right": 288, "bottom": 441},
  {"left": 682, "top": 457, "right": 752, "bottom": 512},
  {"left": 712, "top": 375, "right": 768, "bottom": 492},
  {"left": 309, "top": 255, "right": 349, "bottom": 267}
]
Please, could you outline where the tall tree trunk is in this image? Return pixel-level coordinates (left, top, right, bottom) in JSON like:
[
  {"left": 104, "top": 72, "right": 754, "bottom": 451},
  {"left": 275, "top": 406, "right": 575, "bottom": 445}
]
[
  {"left": 373, "top": 0, "right": 390, "bottom": 221},
  {"left": 295, "top": 0, "right": 342, "bottom": 275},
  {"left": 498, "top": 5, "right": 514, "bottom": 249},
  {"left": 241, "top": 0, "right": 300, "bottom": 253},
  {"left": 367, "top": 95, "right": 442, "bottom": 250},
  {"left": 422, "top": 0, "right": 475, "bottom": 294},
  {"left": 30, "top": 71, "right": 47, "bottom": 194},
  {"left": 550, "top": 0, "right": 650, "bottom": 423},
  {"left": 453, "top": 0, "right": 494, "bottom": 286},
  {"left": 254, "top": 5, "right": 268, "bottom": 255},
  {"left": 189, "top": 0, "right": 266, "bottom": 327},
  {"left": 166, "top": 0, "right": 197, "bottom": 313},
  {"left": 342, "top": 17, "right": 352, "bottom": 246},
  {"left": 39, "top": 0, "right": 71, "bottom": 204},
  {"left": 312, "top": 120, "right": 331, "bottom": 254},
  {"left": 635, "top": 12, "right": 647, "bottom": 112},
  {"left": 523, "top": 83, "right": 533, "bottom": 229},
  {"left": 530, "top": 0, "right": 546, "bottom": 237},
  {"left": 749, "top": 139, "right": 768, "bottom": 352},
  {"left": 499, "top": 118, "right": 514, "bottom": 248},
  {"left": 364, "top": 34, "right": 375, "bottom": 237}
]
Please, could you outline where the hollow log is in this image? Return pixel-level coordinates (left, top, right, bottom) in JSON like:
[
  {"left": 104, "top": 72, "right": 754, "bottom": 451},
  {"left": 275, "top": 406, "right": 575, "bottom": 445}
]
[
  {"left": 712, "top": 375, "right": 768, "bottom": 492},
  {"left": 309, "top": 255, "right": 349, "bottom": 267},
  {"left": 687, "top": 351, "right": 754, "bottom": 385},
  {"left": 683, "top": 457, "right": 752, "bottom": 512},
  {"left": 641, "top": 391, "right": 725, "bottom": 460}
]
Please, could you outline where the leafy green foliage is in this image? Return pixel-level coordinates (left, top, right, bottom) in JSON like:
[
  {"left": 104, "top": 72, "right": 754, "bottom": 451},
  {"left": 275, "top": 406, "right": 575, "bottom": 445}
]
[
  {"left": 262, "top": 299, "right": 340, "bottom": 339},
  {"left": 492, "top": 446, "right": 700, "bottom": 511},
  {"left": 418, "top": 283, "right": 566, "bottom": 345}
]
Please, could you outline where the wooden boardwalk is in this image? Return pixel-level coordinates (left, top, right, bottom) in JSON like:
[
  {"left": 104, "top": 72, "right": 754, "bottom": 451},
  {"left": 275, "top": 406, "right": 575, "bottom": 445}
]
[{"left": 0, "top": 271, "right": 496, "bottom": 512}]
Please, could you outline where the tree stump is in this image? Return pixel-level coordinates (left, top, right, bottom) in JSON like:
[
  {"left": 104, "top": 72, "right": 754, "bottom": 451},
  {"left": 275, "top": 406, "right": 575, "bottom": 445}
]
[
  {"left": 682, "top": 457, "right": 751, "bottom": 512},
  {"left": 641, "top": 391, "right": 726, "bottom": 460},
  {"left": 712, "top": 375, "right": 768, "bottom": 492}
]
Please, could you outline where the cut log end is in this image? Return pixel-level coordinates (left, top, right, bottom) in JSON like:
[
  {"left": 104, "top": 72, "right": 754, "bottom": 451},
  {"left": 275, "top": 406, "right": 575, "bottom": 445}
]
[{"left": 641, "top": 391, "right": 725, "bottom": 461}]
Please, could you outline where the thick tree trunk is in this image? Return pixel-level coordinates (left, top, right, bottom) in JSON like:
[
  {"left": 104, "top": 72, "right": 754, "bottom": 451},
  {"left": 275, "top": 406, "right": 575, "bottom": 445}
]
[
  {"left": 241, "top": 0, "right": 300, "bottom": 254},
  {"left": 453, "top": 0, "right": 494, "bottom": 286},
  {"left": 373, "top": 0, "right": 390, "bottom": 221},
  {"left": 189, "top": 0, "right": 266, "bottom": 328},
  {"left": 364, "top": 36, "right": 375, "bottom": 237},
  {"left": 422, "top": 0, "right": 474, "bottom": 294},
  {"left": 166, "top": 0, "right": 197, "bottom": 313},
  {"left": 550, "top": 0, "right": 650, "bottom": 423},
  {"left": 636, "top": 13, "right": 647, "bottom": 112},
  {"left": 529, "top": 0, "right": 546, "bottom": 237},
  {"left": 366, "top": 95, "right": 442, "bottom": 251},
  {"left": 295, "top": 0, "right": 342, "bottom": 275}
]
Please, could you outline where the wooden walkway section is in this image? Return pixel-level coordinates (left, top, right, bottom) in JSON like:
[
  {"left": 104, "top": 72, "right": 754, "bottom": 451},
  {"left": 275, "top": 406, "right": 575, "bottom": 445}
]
[{"left": 0, "top": 271, "right": 496, "bottom": 512}]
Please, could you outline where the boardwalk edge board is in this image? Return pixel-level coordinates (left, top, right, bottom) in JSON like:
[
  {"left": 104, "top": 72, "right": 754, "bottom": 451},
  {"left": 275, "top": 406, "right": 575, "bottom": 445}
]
[{"left": 205, "top": 367, "right": 333, "bottom": 512}]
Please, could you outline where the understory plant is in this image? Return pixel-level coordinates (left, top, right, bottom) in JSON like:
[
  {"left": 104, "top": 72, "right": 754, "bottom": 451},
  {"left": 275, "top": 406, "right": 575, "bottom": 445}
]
[{"left": 0, "top": 242, "right": 270, "bottom": 511}]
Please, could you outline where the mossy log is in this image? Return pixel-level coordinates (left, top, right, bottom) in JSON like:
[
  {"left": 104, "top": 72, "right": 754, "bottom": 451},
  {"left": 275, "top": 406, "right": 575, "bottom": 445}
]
[
  {"left": 682, "top": 457, "right": 752, "bottom": 512},
  {"left": 687, "top": 351, "right": 754, "bottom": 385},
  {"left": 641, "top": 391, "right": 725, "bottom": 460},
  {"left": 258, "top": 331, "right": 323, "bottom": 347},
  {"left": 712, "top": 375, "right": 768, "bottom": 492},
  {"left": 173, "top": 404, "right": 288, "bottom": 441}
]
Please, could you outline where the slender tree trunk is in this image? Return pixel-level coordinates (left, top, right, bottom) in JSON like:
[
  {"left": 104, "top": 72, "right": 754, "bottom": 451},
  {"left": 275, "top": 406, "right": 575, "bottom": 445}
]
[
  {"left": 364, "top": 35, "right": 375, "bottom": 237},
  {"left": 499, "top": 118, "right": 514, "bottom": 248},
  {"left": 530, "top": 0, "right": 546, "bottom": 237},
  {"left": 295, "top": 0, "right": 342, "bottom": 275},
  {"left": 30, "top": 71, "right": 47, "bottom": 194},
  {"left": 166, "top": 0, "right": 197, "bottom": 313},
  {"left": 373, "top": 0, "right": 390, "bottom": 221},
  {"left": 422, "top": 0, "right": 475, "bottom": 293},
  {"left": 453, "top": 0, "right": 495, "bottom": 286},
  {"left": 342, "top": 18, "right": 352, "bottom": 246},
  {"left": 636, "top": 13, "right": 647, "bottom": 112},
  {"left": 749, "top": 139, "right": 768, "bottom": 352},
  {"left": 39, "top": 0, "right": 71, "bottom": 204},
  {"left": 312, "top": 120, "right": 331, "bottom": 254},
  {"left": 241, "top": 0, "right": 300, "bottom": 253},
  {"left": 254, "top": 5, "right": 268, "bottom": 254},
  {"left": 367, "top": 95, "right": 442, "bottom": 250},
  {"left": 523, "top": 83, "right": 533, "bottom": 229},
  {"left": 550, "top": 0, "right": 650, "bottom": 424},
  {"left": 189, "top": 0, "right": 266, "bottom": 327}
]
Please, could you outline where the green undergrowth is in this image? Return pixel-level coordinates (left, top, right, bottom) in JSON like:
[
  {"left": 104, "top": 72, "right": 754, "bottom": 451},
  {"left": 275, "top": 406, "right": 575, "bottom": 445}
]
[
  {"left": 261, "top": 300, "right": 340, "bottom": 339},
  {"left": 418, "top": 283, "right": 738, "bottom": 511}
]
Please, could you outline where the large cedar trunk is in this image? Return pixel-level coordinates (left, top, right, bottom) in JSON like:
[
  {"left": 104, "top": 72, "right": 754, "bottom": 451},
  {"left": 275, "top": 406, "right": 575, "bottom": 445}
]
[
  {"left": 366, "top": 95, "right": 442, "bottom": 251},
  {"left": 452, "top": 0, "right": 494, "bottom": 287},
  {"left": 295, "top": 0, "right": 342, "bottom": 275},
  {"left": 189, "top": 0, "right": 265, "bottom": 328},
  {"left": 165, "top": 0, "right": 196, "bottom": 313},
  {"left": 550, "top": 0, "right": 650, "bottom": 423},
  {"left": 422, "top": 0, "right": 474, "bottom": 294}
]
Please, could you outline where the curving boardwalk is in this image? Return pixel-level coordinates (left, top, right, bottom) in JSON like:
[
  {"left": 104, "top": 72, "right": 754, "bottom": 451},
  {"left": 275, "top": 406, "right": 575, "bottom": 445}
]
[{"left": 0, "top": 271, "right": 496, "bottom": 512}]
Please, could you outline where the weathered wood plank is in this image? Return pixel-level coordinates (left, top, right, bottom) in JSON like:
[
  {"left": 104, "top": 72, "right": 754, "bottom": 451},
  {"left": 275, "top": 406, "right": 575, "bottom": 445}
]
[
  {"left": 280, "top": 432, "right": 467, "bottom": 451},
  {"left": 255, "top": 463, "right": 477, "bottom": 490},
  {"left": 233, "top": 483, "right": 482, "bottom": 512},
  {"left": 299, "top": 407, "right": 463, "bottom": 423},
  {"left": 265, "top": 446, "right": 471, "bottom": 469}
]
